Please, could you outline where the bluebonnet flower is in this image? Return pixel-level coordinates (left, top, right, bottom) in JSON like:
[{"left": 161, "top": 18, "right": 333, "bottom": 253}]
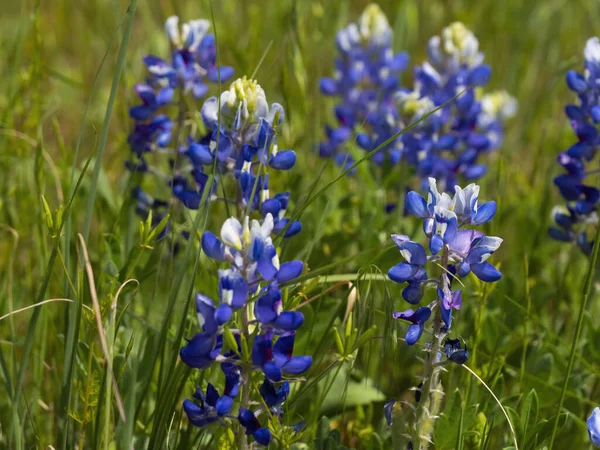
[
  {"left": 392, "top": 307, "right": 431, "bottom": 345},
  {"left": 386, "top": 177, "right": 501, "bottom": 447},
  {"left": 126, "top": 15, "right": 234, "bottom": 248},
  {"left": 238, "top": 408, "right": 272, "bottom": 445},
  {"left": 550, "top": 37, "right": 600, "bottom": 254},
  {"left": 391, "top": 179, "right": 502, "bottom": 335},
  {"left": 182, "top": 212, "right": 309, "bottom": 445},
  {"left": 320, "top": 15, "right": 516, "bottom": 194},
  {"left": 443, "top": 338, "right": 468, "bottom": 365},
  {"left": 588, "top": 407, "right": 600, "bottom": 447},
  {"left": 399, "top": 22, "right": 517, "bottom": 191},
  {"left": 252, "top": 331, "right": 312, "bottom": 382},
  {"left": 319, "top": 4, "right": 409, "bottom": 169}
]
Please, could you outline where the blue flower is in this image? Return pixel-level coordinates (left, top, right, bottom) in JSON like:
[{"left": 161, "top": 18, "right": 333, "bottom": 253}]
[
  {"left": 389, "top": 178, "right": 502, "bottom": 346},
  {"left": 439, "top": 288, "right": 462, "bottom": 329},
  {"left": 319, "top": 4, "right": 409, "bottom": 169},
  {"left": 252, "top": 331, "right": 312, "bottom": 382},
  {"left": 588, "top": 407, "right": 600, "bottom": 447},
  {"left": 259, "top": 378, "right": 290, "bottom": 408},
  {"left": 392, "top": 307, "right": 431, "bottom": 345},
  {"left": 443, "top": 338, "right": 469, "bottom": 365},
  {"left": 254, "top": 283, "right": 305, "bottom": 331},
  {"left": 180, "top": 332, "right": 222, "bottom": 369},
  {"left": 238, "top": 408, "right": 271, "bottom": 446},
  {"left": 551, "top": 37, "right": 600, "bottom": 253}
]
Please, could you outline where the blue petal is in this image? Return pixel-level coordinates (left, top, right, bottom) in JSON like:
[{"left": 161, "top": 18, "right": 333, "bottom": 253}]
[
  {"left": 388, "top": 262, "right": 419, "bottom": 283},
  {"left": 274, "top": 311, "right": 305, "bottom": 331},
  {"left": 238, "top": 408, "right": 260, "bottom": 434},
  {"left": 274, "top": 218, "right": 302, "bottom": 237},
  {"left": 253, "top": 428, "right": 272, "bottom": 446},
  {"left": 470, "top": 262, "right": 502, "bottom": 282},
  {"left": 260, "top": 198, "right": 281, "bottom": 217},
  {"left": 215, "top": 304, "right": 233, "bottom": 325},
  {"left": 201, "top": 231, "right": 225, "bottom": 261},
  {"left": 592, "top": 106, "right": 600, "bottom": 124},
  {"left": 282, "top": 356, "right": 313, "bottom": 375},
  {"left": 254, "top": 288, "right": 280, "bottom": 325},
  {"left": 257, "top": 246, "right": 279, "bottom": 281},
  {"left": 472, "top": 201, "right": 497, "bottom": 225},
  {"left": 270, "top": 150, "right": 297, "bottom": 170},
  {"left": 251, "top": 333, "right": 272, "bottom": 366},
  {"left": 429, "top": 234, "right": 444, "bottom": 255},
  {"left": 402, "top": 283, "right": 423, "bottom": 305},
  {"left": 263, "top": 360, "right": 282, "bottom": 382},
  {"left": 441, "top": 303, "right": 452, "bottom": 329},
  {"left": 405, "top": 324, "right": 424, "bottom": 345},
  {"left": 196, "top": 294, "right": 218, "bottom": 334},
  {"left": 319, "top": 77, "right": 337, "bottom": 95},
  {"left": 405, "top": 191, "right": 429, "bottom": 218},
  {"left": 566, "top": 70, "right": 587, "bottom": 94},
  {"left": 463, "top": 164, "right": 487, "bottom": 180},
  {"left": 129, "top": 105, "right": 154, "bottom": 120},
  {"left": 468, "top": 65, "right": 491, "bottom": 86},
  {"left": 188, "top": 143, "right": 214, "bottom": 165},
  {"left": 215, "top": 395, "right": 234, "bottom": 416},
  {"left": 277, "top": 261, "right": 304, "bottom": 283}
]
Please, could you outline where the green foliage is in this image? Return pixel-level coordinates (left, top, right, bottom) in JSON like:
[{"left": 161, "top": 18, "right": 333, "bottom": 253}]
[{"left": 2, "top": 0, "right": 600, "bottom": 449}]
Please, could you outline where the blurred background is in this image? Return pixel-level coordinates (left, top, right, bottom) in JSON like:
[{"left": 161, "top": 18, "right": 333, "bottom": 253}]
[{"left": 1, "top": 0, "right": 600, "bottom": 449}]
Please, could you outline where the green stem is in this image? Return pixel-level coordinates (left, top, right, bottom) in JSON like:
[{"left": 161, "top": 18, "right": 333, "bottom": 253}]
[
  {"left": 412, "top": 246, "right": 449, "bottom": 450},
  {"left": 82, "top": 0, "right": 137, "bottom": 241},
  {"left": 237, "top": 304, "right": 250, "bottom": 450},
  {"left": 548, "top": 219, "right": 600, "bottom": 448}
]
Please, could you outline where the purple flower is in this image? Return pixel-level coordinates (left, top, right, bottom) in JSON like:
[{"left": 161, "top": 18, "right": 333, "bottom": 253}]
[
  {"left": 393, "top": 307, "right": 431, "bottom": 345},
  {"left": 251, "top": 331, "right": 312, "bottom": 381}
]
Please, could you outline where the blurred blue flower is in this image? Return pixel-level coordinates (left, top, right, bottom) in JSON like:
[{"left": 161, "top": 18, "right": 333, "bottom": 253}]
[
  {"left": 319, "top": 4, "right": 408, "bottom": 169},
  {"left": 589, "top": 407, "right": 600, "bottom": 447},
  {"left": 443, "top": 338, "right": 468, "bottom": 365},
  {"left": 393, "top": 307, "right": 431, "bottom": 345},
  {"left": 551, "top": 37, "right": 600, "bottom": 254}
]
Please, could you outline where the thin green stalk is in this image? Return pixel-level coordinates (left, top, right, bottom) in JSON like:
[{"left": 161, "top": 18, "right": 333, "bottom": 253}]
[
  {"left": 411, "top": 246, "right": 449, "bottom": 450},
  {"left": 82, "top": 0, "right": 137, "bottom": 242},
  {"left": 237, "top": 305, "right": 250, "bottom": 450},
  {"left": 548, "top": 220, "right": 600, "bottom": 448}
]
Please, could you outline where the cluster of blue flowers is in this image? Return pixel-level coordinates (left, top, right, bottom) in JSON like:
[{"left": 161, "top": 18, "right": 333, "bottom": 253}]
[
  {"left": 318, "top": 4, "right": 409, "bottom": 171},
  {"left": 177, "top": 76, "right": 309, "bottom": 445},
  {"left": 127, "top": 16, "right": 234, "bottom": 234},
  {"left": 589, "top": 407, "right": 600, "bottom": 447},
  {"left": 550, "top": 37, "right": 600, "bottom": 254},
  {"left": 384, "top": 178, "right": 502, "bottom": 448},
  {"left": 389, "top": 177, "right": 502, "bottom": 344},
  {"left": 320, "top": 6, "right": 516, "bottom": 192}
]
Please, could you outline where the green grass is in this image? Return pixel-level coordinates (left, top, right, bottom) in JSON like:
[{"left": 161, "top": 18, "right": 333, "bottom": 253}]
[{"left": 1, "top": 0, "right": 600, "bottom": 449}]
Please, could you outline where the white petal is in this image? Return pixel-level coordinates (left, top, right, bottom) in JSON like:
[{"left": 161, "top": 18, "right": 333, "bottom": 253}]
[
  {"left": 165, "top": 16, "right": 180, "bottom": 46},
  {"left": 221, "top": 218, "right": 243, "bottom": 250}
]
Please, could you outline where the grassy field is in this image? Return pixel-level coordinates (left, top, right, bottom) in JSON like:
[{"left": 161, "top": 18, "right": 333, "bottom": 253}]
[{"left": 2, "top": 0, "right": 600, "bottom": 449}]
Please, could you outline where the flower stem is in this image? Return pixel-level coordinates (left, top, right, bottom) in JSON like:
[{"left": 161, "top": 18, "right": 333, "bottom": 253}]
[
  {"left": 411, "top": 247, "right": 448, "bottom": 450},
  {"left": 237, "top": 303, "right": 250, "bottom": 450}
]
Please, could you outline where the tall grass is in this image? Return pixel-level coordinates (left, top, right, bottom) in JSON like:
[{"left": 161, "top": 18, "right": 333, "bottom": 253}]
[{"left": 1, "top": 0, "right": 600, "bottom": 449}]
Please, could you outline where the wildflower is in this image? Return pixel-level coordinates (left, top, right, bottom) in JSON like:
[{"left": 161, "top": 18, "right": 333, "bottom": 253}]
[
  {"left": 252, "top": 331, "right": 312, "bottom": 381},
  {"left": 588, "top": 407, "right": 600, "bottom": 447},
  {"left": 319, "top": 4, "right": 409, "bottom": 168},
  {"left": 550, "top": 37, "right": 600, "bottom": 254},
  {"left": 443, "top": 338, "right": 468, "bottom": 365},
  {"left": 238, "top": 408, "right": 271, "bottom": 445},
  {"left": 386, "top": 178, "right": 502, "bottom": 448},
  {"left": 392, "top": 307, "right": 431, "bottom": 345}
]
